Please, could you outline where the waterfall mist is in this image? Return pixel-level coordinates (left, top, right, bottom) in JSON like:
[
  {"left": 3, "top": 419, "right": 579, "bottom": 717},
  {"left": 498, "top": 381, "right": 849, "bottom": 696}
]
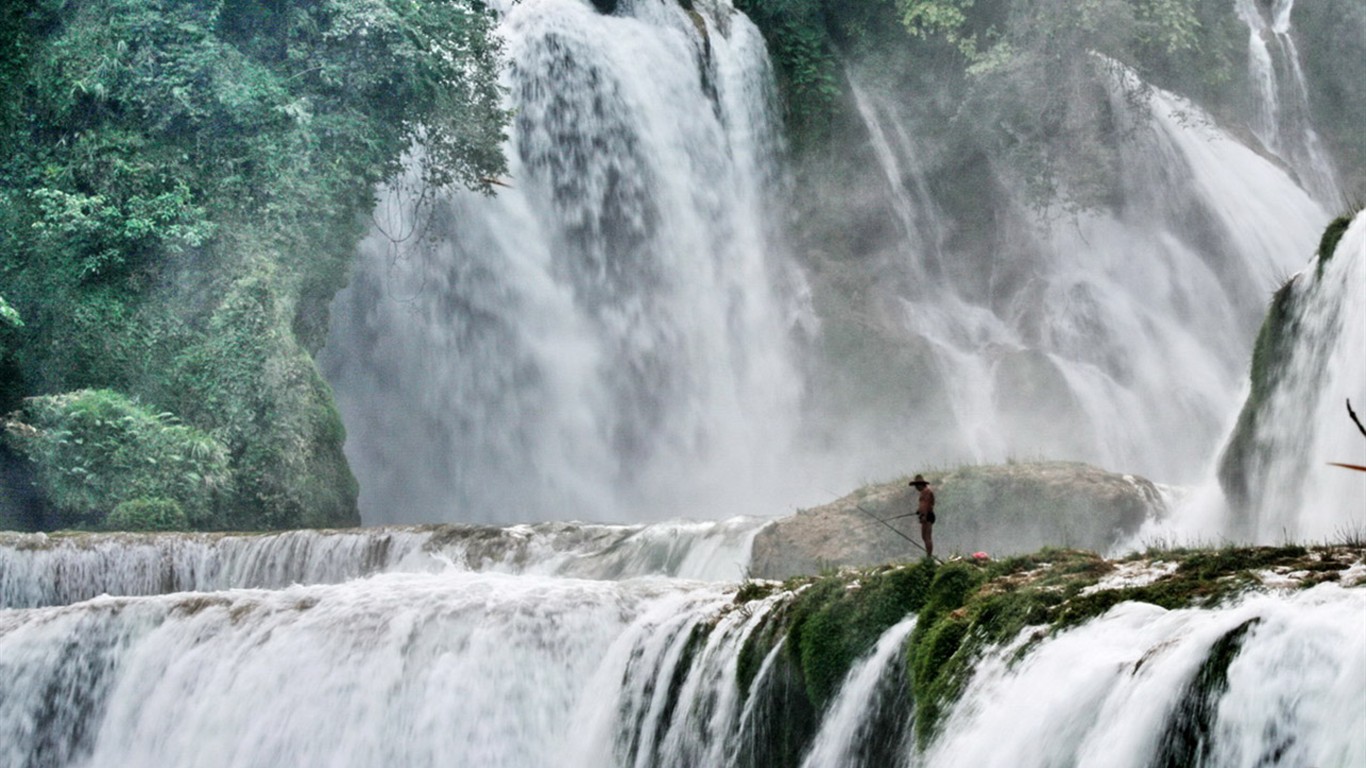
[
  {"left": 322, "top": 0, "right": 1355, "bottom": 540},
  {"left": 821, "top": 66, "right": 1327, "bottom": 485},
  {"left": 324, "top": 0, "right": 829, "bottom": 525}
]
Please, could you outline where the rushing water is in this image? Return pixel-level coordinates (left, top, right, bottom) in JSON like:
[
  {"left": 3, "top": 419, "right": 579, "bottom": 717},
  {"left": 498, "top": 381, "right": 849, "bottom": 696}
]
[
  {"left": 323, "top": 0, "right": 816, "bottom": 526},
  {"left": 1224, "top": 213, "right": 1366, "bottom": 541},
  {"left": 4, "top": 0, "right": 1361, "bottom": 764},
  {"left": 923, "top": 588, "right": 1366, "bottom": 768},
  {"left": 1234, "top": 0, "right": 1344, "bottom": 209},
  {"left": 323, "top": 0, "right": 1340, "bottom": 527},
  {"left": 2, "top": 555, "right": 1362, "bottom": 767},
  {"left": 0, "top": 518, "right": 765, "bottom": 609},
  {"left": 841, "top": 65, "right": 1329, "bottom": 484}
]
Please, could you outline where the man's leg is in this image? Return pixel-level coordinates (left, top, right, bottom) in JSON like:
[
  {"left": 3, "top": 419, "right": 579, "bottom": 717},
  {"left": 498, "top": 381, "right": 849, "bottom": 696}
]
[{"left": 921, "top": 520, "right": 933, "bottom": 559}]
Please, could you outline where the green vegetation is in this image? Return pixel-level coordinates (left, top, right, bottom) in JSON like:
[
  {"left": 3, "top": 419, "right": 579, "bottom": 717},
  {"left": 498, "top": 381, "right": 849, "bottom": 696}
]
[
  {"left": 106, "top": 497, "right": 189, "bottom": 531},
  {"left": 1317, "top": 212, "right": 1355, "bottom": 265},
  {"left": 732, "top": 543, "right": 1362, "bottom": 754},
  {"left": 1219, "top": 211, "right": 1360, "bottom": 513},
  {"left": 737, "top": 0, "right": 1256, "bottom": 211},
  {"left": 3, "top": 389, "right": 229, "bottom": 529},
  {"left": 0, "top": 0, "right": 509, "bottom": 531},
  {"left": 787, "top": 561, "right": 936, "bottom": 709},
  {"left": 734, "top": 0, "right": 906, "bottom": 145}
]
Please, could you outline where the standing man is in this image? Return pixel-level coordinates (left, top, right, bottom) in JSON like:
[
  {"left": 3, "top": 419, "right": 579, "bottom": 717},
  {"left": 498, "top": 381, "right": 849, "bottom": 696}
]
[{"left": 908, "top": 474, "right": 935, "bottom": 559}]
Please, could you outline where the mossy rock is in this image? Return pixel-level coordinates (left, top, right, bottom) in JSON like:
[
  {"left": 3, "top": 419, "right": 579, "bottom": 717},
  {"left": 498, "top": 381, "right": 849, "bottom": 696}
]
[
  {"left": 749, "top": 461, "right": 1163, "bottom": 579},
  {"left": 732, "top": 543, "right": 1365, "bottom": 752},
  {"left": 1217, "top": 276, "right": 1300, "bottom": 514},
  {"left": 1217, "top": 212, "right": 1361, "bottom": 528}
]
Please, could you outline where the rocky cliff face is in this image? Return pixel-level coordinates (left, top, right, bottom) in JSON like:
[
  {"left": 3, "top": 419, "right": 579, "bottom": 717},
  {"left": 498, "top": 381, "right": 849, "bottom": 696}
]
[{"left": 749, "top": 461, "right": 1164, "bottom": 579}]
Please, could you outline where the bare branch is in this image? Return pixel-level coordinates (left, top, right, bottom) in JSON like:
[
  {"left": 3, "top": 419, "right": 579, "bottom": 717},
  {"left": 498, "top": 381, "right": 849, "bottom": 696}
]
[{"left": 1349, "top": 399, "right": 1366, "bottom": 439}]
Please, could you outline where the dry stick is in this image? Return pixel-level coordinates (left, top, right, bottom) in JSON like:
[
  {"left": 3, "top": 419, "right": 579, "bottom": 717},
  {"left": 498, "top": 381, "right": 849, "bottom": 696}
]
[
  {"left": 852, "top": 503, "right": 943, "bottom": 564},
  {"left": 1349, "top": 399, "right": 1366, "bottom": 439},
  {"left": 1329, "top": 400, "right": 1366, "bottom": 472},
  {"left": 1327, "top": 463, "right": 1366, "bottom": 473}
]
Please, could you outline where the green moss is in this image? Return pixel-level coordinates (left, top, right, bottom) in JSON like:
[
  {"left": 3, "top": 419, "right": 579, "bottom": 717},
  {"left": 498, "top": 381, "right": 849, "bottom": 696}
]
[
  {"left": 1051, "top": 547, "right": 1302, "bottom": 627},
  {"left": 1151, "top": 618, "right": 1260, "bottom": 768},
  {"left": 733, "top": 633, "right": 820, "bottom": 768},
  {"left": 789, "top": 562, "right": 937, "bottom": 710},
  {"left": 1317, "top": 214, "right": 1353, "bottom": 267},
  {"left": 735, "top": 579, "right": 780, "bottom": 604},
  {"left": 730, "top": 543, "right": 1363, "bottom": 755}
]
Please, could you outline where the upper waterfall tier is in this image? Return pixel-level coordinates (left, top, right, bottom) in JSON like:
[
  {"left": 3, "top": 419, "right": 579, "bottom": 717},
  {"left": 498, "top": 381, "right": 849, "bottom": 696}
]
[
  {"left": 0, "top": 518, "right": 765, "bottom": 609},
  {"left": 323, "top": 0, "right": 814, "bottom": 525}
]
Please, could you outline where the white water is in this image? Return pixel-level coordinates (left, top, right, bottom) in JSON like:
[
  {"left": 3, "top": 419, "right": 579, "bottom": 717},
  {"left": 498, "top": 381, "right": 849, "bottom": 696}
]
[
  {"left": 2, "top": 563, "right": 1362, "bottom": 767},
  {"left": 0, "top": 573, "right": 741, "bottom": 768},
  {"left": 846, "top": 66, "right": 1328, "bottom": 482},
  {"left": 922, "top": 586, "right": 1366, "bottom": 767},
  {"left": 3, "top": 2, "right": 1364, "bottom": 766},
  {"left": 320, "top": 0, "right": 1345, "bottom": 533},
  {"left": 0, "top": 517, "right": 767, "bottom": 608},
  {"left": 323, "top": 0, "right": 822, "bottom": 526},
  {"left": 1234, "top": 0, "right": 1344, "bottom": 209},
  {"left": 1230, "top": 213, "right": 1366, "bottom": 541}
]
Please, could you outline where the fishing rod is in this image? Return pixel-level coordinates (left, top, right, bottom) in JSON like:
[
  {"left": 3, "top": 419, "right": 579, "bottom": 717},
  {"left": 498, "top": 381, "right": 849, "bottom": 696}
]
[{"left": 852, "top": 503, "right": 943, "bottom": 564}]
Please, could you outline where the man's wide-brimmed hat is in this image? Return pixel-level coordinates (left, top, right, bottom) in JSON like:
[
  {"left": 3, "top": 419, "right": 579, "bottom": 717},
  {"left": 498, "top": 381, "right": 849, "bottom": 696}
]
[{"left": 909, "top": 474, "right": 929, "bottom": 487}]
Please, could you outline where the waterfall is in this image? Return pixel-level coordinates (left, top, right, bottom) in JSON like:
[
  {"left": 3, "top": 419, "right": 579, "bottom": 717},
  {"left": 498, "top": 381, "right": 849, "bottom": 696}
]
[
  {"left": 323, "top": 0, "right": 819, "bottom": 526},
  {"left": 2, "top": 559, "right": 1361, "bottom": 767},
  {"left": 322, "top": 0, "right": 1339, "bottom": 530},
  {"left": 0, "top": 573, "right": 743, "bottom": 768},
  {"left": 1229, "top": 213, "right": 1366, "bottom": 540},
  {"left": 799, "top": 617, "right": 917, "bottom": 768},
  {"left": 846, "top": 79, "right": 945, "bottom": 275},
  {"left": 843, "top": 66, "right": 1328, "bottom": 483},
  {"left": 923, "top": 588, "right": 1365, "bottom": 767},
  {"left": 0, "top": 517, "right": 768, "bottom": 608},
  {"left": 1234, "top": 0, "right": 1344, "bottom": 209}
]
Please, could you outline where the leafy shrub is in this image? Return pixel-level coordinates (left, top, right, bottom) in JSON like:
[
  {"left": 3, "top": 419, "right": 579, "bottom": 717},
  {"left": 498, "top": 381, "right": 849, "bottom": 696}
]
[
  {"left": 0, "top": 0, "right": 510, "bottom": 530},
  {"left": 106, "top": 497, "right": 188, "bottom": 531},
  {"left": 2, "top": 389, "right": 230, "bottom": 528}
]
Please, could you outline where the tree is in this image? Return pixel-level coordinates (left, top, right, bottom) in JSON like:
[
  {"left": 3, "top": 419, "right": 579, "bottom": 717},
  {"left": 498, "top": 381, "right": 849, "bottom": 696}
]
[{"left": 0, "top": 0, "right": 512, "bottom": 530}]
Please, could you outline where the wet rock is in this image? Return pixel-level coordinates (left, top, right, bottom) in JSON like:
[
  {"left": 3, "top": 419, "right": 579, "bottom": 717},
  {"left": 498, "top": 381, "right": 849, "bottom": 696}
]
[{"left": 749, "top": 461, "right": 1164, "bottom": 579}]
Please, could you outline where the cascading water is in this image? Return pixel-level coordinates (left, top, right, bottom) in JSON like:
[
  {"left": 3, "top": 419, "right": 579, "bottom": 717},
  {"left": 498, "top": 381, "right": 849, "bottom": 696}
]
[
  {"left": 322, "top": 0, "right": 819, "bottom": 526},
  {"left": 3, "top": 553, "right": 1362, "bottom": 767},
  {"left": 1224, "top": 213, "right": 1365, "bottom": 541},
  {"left": 4, "top": 1, "right": 1359, "bottom": 765},
  {"left": 323, "top": 0, "right": 1341, "bottom": 528},
  {"left": 1234, "top": 0, "right": 1344, "bottom": 209},
  {"left": 922, "top": 589, "right": 1365, "bottom": 767},
  {"left": 799, "top": 616, "right": 917, "bottom": 768},
  {"left": 0, "top": 517, "right": 768, "bottom": 608},
  {"left": 842, "top": 66, "right": 1329, "bottom": 482}
]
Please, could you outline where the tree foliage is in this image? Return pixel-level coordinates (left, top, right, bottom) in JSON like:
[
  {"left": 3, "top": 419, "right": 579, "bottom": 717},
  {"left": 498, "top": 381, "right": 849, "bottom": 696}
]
[
  {"left": 0, "top": 0, "right": 510, "bottom": 530},
  {"left": 735, "top": 0, "right": 906, "bottom": 144},
  {"left": 3, "top": 389, "right": 230, "bottom": 529},
  {"left": 106, "top": 497, "right": 190, "bottom": 531},
  {"left": 740, "top": 0, "right": 1253, "bottom": 210}
]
